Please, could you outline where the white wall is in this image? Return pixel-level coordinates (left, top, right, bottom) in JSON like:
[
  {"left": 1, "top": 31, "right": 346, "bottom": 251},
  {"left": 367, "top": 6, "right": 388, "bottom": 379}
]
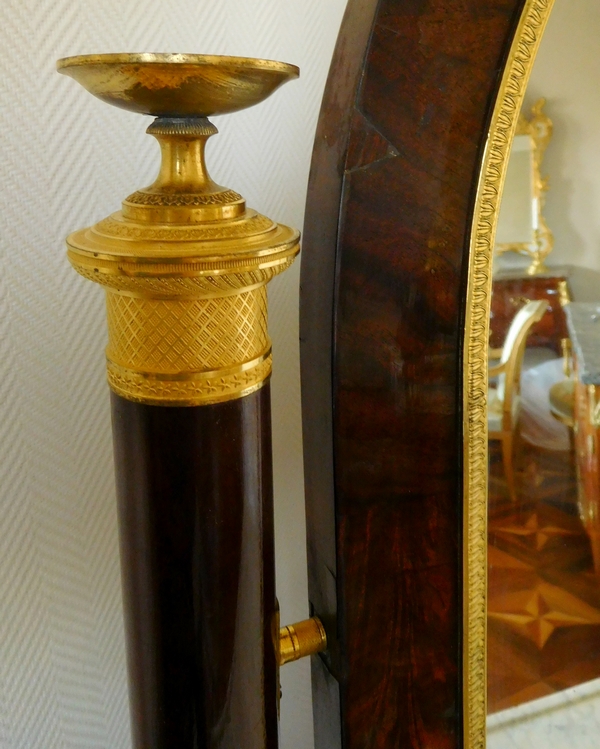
[
  {"left": 525, "top": 0, "right": 600, "bottom": 276},
  {"left": 0, "top": 2, "right": 347, "bottom": 747}
]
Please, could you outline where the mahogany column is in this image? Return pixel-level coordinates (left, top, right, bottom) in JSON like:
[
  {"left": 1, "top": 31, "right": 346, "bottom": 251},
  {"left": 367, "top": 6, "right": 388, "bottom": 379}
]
[
  {"left": 111, "top": 389, "right": 277, "bottom": 748},
  {"left": 58, "top": 54, "right": 301, "bottom": 749}
]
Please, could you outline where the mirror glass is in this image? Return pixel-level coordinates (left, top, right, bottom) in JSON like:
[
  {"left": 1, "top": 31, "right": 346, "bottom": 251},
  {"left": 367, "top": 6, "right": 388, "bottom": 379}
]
[{"left": 487, "top": 1, "right": 600, "bottom": 746}]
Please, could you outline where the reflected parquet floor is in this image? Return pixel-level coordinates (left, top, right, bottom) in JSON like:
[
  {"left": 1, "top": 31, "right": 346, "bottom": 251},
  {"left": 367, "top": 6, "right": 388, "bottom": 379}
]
[{"left": 488, "top": 437, "right": 600, "bottom": 712}]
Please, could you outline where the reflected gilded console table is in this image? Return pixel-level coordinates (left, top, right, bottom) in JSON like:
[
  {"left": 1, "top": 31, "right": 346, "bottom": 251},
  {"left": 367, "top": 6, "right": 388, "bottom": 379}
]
[
  {"left": 566, "top": 303, "right": 600, "bottom": 572},
  {"left": 491, "top": 266, "right": 572, "bottom": 352}
]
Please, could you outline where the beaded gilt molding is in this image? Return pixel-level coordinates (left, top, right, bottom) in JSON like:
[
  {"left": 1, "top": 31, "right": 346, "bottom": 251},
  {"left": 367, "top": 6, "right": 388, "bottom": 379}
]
[{"left": 462, "top": 0, "right": 555, "bottom": 745}]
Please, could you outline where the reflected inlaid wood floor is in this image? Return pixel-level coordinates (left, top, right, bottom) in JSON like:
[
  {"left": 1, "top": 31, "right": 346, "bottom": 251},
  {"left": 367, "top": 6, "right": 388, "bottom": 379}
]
[{"left": 488, "top": 439, "right": 600, "bottom": 712}]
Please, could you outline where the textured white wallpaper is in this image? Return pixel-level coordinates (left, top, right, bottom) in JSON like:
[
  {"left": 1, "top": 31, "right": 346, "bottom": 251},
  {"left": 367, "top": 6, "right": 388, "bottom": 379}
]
[{"left": 0, "top": 2, "right": 347, "bottom": 747}]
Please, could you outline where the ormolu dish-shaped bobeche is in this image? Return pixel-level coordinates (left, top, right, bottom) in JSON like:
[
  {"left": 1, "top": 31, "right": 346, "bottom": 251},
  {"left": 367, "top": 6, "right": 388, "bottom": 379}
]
[{"left": 57, "top": 53, "right": 301, "bottom": 407}]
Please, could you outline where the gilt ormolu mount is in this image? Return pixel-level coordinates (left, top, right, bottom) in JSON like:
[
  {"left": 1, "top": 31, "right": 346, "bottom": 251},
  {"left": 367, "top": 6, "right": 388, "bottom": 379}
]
[
  {"left": 58, "top": 53, "right": 325, "bottom": 749},
  {"left": 58, "top": 53, "right": 300, "bottom": 407}
]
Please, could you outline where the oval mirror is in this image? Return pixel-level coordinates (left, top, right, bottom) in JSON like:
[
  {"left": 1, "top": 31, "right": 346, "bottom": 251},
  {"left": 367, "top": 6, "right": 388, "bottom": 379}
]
[{"left": 477, "top": 1, "right": 600, "bottom": 746}]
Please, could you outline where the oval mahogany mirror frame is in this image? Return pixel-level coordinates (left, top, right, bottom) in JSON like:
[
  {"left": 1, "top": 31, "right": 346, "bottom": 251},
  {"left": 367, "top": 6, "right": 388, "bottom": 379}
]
[{"left": 300, "top": 1, "right": 554, "bottom": 747}]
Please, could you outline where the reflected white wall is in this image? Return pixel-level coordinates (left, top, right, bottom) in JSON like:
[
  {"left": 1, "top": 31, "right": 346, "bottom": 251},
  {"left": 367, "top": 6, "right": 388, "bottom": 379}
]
[{"left": 525, "top": 0, "right": 600, "bottom": 273}]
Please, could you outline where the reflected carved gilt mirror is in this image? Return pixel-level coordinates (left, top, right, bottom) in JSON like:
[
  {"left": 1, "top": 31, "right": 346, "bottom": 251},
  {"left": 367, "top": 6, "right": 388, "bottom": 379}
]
[{"left": 494, "top": 98, "right": 554, "bottom": 275}]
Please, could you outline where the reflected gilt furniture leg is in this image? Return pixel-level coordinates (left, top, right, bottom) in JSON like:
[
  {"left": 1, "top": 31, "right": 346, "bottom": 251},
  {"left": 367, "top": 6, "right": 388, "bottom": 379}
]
[{"left": 57, "top": 53, "right": 305, "bottom": 749}]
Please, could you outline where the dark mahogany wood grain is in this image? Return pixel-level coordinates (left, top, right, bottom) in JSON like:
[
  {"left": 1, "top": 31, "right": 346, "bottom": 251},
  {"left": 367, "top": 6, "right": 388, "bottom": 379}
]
[
  {"left": 111, "top": 387, "right": 277, "bottom": 749},
  {"left": 301, "top": 1, "right": 527, "bottom": 747}
]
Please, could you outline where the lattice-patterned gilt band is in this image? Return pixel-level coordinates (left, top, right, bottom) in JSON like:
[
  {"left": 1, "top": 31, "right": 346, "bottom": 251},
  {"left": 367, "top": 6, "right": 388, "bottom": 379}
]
[
  {"left": 67, "top": 216, "right": 298, "bottom": 406},
  {"left": 104, "top": 288, "right": 273, "bottom": 406},
  {"left": 66, "top": 116, "right": 300, "bottom": 406}
]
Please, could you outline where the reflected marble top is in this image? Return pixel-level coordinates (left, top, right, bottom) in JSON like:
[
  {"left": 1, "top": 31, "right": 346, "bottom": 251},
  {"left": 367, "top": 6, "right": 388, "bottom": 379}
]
[
  {"left": 565, "top": 302, "right": 600, "bottom": 385},
  {"left": 494, "top": 263, "right": 573, "bottom": 281}
]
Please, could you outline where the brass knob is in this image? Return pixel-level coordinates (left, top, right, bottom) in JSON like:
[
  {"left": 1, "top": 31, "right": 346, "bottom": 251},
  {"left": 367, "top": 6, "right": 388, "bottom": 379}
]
[{"left": 279, "top": 617, "right": 327, "bottom": 666}]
